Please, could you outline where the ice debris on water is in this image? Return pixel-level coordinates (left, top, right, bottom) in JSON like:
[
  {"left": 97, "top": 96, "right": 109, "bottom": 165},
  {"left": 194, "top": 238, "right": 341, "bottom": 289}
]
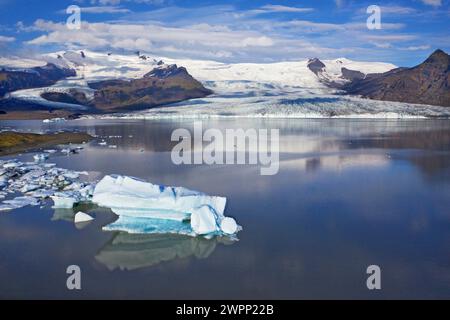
[
  {"left": 0, "top": 157, "right": 241, "bottom": 237},
  {"left": 33, "top": 153, "right": 49, "bottom": 162},
  {"left": 0, "top": 158, "right": 94, "bottom": 211},
  {"left": 43, "top": 118, "right": 65, "bottom": 123}
]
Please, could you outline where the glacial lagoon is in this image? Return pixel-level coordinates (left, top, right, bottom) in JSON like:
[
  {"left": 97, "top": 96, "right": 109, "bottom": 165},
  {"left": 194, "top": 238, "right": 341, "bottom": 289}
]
[{"left": 1, "top": 118, "right": 450, "bottom": 299}]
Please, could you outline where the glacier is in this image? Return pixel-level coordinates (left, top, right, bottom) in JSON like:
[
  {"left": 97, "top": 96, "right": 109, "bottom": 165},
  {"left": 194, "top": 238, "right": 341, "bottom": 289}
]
[{"left": 3, "top": 49, "right": 450, "bottom": 119}]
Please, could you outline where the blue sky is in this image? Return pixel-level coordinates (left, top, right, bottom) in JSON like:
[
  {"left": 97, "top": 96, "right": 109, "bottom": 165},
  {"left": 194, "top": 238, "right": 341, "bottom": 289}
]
[{"left": 0, "top": 0, "right": 448, "bottom": 66}]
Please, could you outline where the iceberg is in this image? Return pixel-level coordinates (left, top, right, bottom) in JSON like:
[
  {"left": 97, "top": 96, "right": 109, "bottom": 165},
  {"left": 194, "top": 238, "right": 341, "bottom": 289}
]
[
  {"left": 94, "top": 175, "right": 240, "bottom": 236},
  {"left": 33, "top": 153, "right": 49, "bottom": 162},
  {"left": 51, "top": 192, "right": 79, "bottom": 208}
]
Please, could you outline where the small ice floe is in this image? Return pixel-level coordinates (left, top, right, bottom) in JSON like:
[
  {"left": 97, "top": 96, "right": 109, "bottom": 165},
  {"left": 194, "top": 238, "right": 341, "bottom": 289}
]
[
  {"left": 61, "top": 148, "right": 78, "bottom": 155},
  {"left": 3, "top": 161, "right": 22, "bottom": 169},
  {"left": 43, "top": 118, "right": 65, "bottom": 123},
  {"left": 93, "top": 175, "right": 241, "bottom": 237},
  {"left": 108, "top": 145, "right": 117, "bottom": 149},
  {"left": 74, "top": 211, "right": 94, "bottom": 223},
  {"left": 1, "top": 196, "right": 40, "bottom": 211},
  {"left": 51, "top": 192, "right": 79, "bottom": 208},
  {"left": 20, "top": 184, "right": 40, "bottom": 193},
  {"left": 44, "top": 149, "right": 57, "bottom": 154},
  {"left": 98, "top": 141, "right": 107, "bottom": 146},
  {"left": 33, "top": 153, "right": 49, "bottom": 162}
]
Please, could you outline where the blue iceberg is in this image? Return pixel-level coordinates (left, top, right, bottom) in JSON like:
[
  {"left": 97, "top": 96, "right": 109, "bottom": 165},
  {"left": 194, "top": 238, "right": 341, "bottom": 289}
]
[{"left": 92, "top": 175, "right": 241, "bottom": 236}]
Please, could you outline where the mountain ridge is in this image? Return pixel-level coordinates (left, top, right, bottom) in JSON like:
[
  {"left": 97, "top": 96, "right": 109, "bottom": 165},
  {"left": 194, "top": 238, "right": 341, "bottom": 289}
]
[{"left": 342, "top": 49, "right": 450, "bottom": 107}]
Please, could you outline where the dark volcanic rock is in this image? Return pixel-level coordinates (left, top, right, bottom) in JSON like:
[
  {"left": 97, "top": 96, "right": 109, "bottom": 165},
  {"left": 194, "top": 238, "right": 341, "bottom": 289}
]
[
  {"left": 307, "top": 58, "right": 326, "bottom": 76},
  {"left": 41, "top": 89, "right": 89, "bottom": 105},
  {"left": 341, "top": 68, "right": 365, "bottom": 81},
  {"left": 87, "top": 64, "right": 212, "bottom": 112},
  {"left": 0, "top": 63, "right": 76, "bottom": 97},
  {"left": 343, "top": 49, "right": 450, "bottom": 107}
]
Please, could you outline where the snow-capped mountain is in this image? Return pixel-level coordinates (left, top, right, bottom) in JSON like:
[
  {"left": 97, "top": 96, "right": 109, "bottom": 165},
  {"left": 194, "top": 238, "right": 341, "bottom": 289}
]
[
  {"left": 1, "top": 49, "right": 396, "bottom": 93},
  {"left": 1, "top": 49, "right": 449, "bottom": 119}
]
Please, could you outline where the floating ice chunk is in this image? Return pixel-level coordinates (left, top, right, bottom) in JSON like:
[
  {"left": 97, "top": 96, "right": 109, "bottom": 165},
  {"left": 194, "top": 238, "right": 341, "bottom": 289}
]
[
  {"left": 109, "top": 208, "right": 190, "bottom": 221},
  {"left": 3, "top": 161, "right": 22, "bottom": 169},
  {"left": 220, "top": 217, "right": 239, "bottom": 235},
  {"left": 27, "top": 189, "right": 55, "bottom": 198},
  {"left": 44, "top": 149, "right": 57, "bottom": 154},
  {"left": 94, "top": 175, "right": 239, "bottom": 236},
  {"left": 98, "top": 141, "right": 107, "bottom": 146},
  {"left": 63, "top": 172, "right": 79, "bottom": 179},
  {"left": 2, "top": 196, "right": 39, "bottom": 209},
  {"left": 103, "top": 216, "right": 193, "bottom": 235},
  {"left": 74, "top": 211, "right": 94, "bottom": 223},
  {"left": 0, "top": 204, "right": 15, "bottom": 211},
  {"left": 43, "top": 118, "right": 65, "bottom": 123},
  {"left": 51, "top": 192, "right": 79, "bottom": 208},
  {"left": 108, "top": 145, "right": 117, "bottom": 149},
  {"left": 33, "top": 153, "right": 48, "bottom": 162},
  {"left": 93, "top": 175, "right": 227, "bottom": 220},
  {"left": 61, "top": 148, "right": 77, "bottom": 155},
  {"left": 79, "top": 185, "right": 94, "bottom": 198},
  {"left": 20, "top": 184, "right": 40, "bottom": 193},
  {"left": 190, "top": 206, "right": 219, "bottom": 235}
]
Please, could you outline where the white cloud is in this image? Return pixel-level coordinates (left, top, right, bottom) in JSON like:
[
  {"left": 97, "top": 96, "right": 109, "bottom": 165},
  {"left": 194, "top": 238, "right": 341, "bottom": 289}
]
[
  {"left": 259, "top": 5, "right": 314, "bottom": 13},
  {"left": 0, "top": 35, "right": 15, "bottom": 42},
  {"left": 379, "top": 6, "right": 417, "bottom": 14},
  {"left": 372, "top": 42, "right": 392, "bottom": 49},
  {"left": 364, "top": 34, "right": 417, "bottom": 42},
  {"left": 334, "top": 0, "right": 345, "bottom": 8},
  {"left": 400, "top": 45, "right": 431, "bottom": 51},
  {"left": 79, "top": 6, "right": 131, "bottom": 14},
  {"left": 89, "top": 0, "right": 165, "bottom": 5},
  {"left": 420, "top": 0, "right": 442, "bottom": 7}
]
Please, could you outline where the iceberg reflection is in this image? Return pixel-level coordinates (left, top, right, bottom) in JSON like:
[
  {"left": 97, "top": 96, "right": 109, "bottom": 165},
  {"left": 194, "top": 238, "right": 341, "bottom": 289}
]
[{"left": 95, "top": 232, "right": 233, "bottom": 271}]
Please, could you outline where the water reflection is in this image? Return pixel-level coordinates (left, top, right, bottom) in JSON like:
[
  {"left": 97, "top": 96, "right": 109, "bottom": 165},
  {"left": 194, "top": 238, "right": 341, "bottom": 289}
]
[{"left": 95, "top": 232, "right": 233, "bottom": 271}]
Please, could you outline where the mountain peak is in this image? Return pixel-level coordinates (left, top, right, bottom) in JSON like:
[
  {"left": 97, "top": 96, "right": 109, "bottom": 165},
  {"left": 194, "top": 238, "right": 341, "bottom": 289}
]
[
  {"left": 144, "top": 64, "right": 189, "bottom": 79},
  {"left": 307, "top": 58, "right": 326, "bottom": 75},
  {"left": 424, "top": 49, "right": 449, "bottom": 66}
]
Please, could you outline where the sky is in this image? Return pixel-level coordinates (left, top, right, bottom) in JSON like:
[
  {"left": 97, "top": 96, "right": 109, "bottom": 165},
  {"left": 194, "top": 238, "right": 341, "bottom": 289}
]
[{"left": 0, "top": 0, "right": 449, "bottom": 66}]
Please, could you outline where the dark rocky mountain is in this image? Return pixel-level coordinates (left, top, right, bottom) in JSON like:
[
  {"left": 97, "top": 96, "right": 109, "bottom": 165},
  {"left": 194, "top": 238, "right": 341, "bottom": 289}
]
[
  {"left": 42, "top": 64, "right": 213, "bottom": 112},
  {"left": 0, "top": 63, "right": 76, "bottom": 97},
  {"left": 307, "top": 58, "right": 326, "bottom": 76},
  {"left": 89, "top": 64, "right": 212, "bottom": 112},
  {"left": 343, "top": 49, "right": 450, "bottom": 107},
  {"left": 340, "top": 68, "right": 365, "bottom": 81}
]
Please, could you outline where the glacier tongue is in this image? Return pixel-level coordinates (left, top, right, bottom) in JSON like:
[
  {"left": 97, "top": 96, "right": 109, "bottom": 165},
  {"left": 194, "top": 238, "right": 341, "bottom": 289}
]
[{"left": 93, "top": 175, "right": 240, "bottom": 236}]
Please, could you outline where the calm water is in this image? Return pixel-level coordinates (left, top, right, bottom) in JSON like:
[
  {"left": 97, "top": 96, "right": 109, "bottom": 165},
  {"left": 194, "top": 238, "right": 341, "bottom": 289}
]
[{"left": 1, "top": 118, "right": 450, "bottom": 299}]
